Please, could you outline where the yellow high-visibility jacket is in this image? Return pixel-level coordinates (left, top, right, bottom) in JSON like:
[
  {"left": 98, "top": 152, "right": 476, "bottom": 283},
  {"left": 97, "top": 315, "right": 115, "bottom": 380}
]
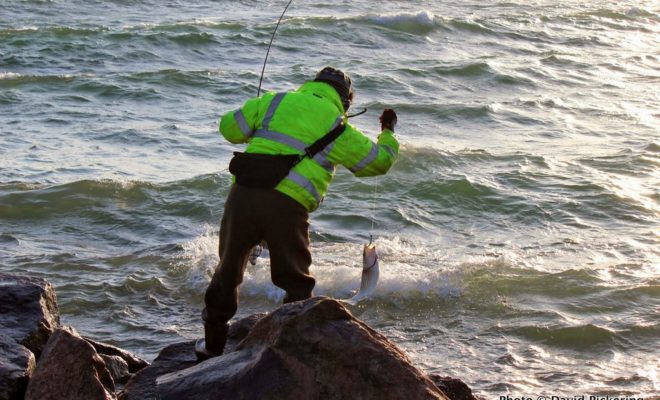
[{"left": 219, "top": 81, "right": 399, "bottom": 211}]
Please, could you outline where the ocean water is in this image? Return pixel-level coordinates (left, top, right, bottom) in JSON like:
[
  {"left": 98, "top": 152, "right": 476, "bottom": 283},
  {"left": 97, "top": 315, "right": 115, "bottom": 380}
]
[{"left": 1, "top": 0, "right": 658, "bottom": 396}]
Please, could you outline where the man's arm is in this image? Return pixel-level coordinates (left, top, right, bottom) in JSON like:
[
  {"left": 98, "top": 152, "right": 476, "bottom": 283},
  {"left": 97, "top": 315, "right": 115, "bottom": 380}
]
[
  {"left": 218, "top": 97, "right": 262, "bottom": 144},
  {"left": 335, "top": 109, "right": 399, "bottom": 177}
]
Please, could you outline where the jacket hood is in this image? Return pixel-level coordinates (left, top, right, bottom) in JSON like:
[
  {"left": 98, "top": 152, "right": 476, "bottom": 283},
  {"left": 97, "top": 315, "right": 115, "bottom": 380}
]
[{"left": 297, "top": 81, "right": 345, "bottom": 113}]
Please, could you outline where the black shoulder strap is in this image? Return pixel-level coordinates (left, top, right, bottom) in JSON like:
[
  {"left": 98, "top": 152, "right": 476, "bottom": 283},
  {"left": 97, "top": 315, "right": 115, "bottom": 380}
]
[{"left": 304, "top": 122, "right": 346, "bottom": 159}]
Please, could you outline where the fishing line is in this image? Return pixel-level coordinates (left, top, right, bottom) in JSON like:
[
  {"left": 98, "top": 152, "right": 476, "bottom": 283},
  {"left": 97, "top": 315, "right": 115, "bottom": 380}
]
[
  {"left": 257, "top": 0, "right": 294, "bottom": 97},
  {"left": 368, "top": 176, "right": 378, "bottom": 246},
  {"left": 365, "top": 19, "right": 387, "bottom": 247}
]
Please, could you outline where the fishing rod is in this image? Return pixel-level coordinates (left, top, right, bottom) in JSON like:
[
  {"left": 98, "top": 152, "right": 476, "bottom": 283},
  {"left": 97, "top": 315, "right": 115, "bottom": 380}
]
[
  {"left": 256, "top": 0, "right": 367, "bottom": 119},
  {"left": 257, "top": 0, "right": 294, "bottom": 97},
  {"left": 347, "top": 108, "right": 367, "bottom": 118}
]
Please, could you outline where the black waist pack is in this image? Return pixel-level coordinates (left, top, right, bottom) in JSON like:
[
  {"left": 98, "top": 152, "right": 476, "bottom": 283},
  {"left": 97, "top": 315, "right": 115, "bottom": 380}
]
[
  {"left": 228, "top": 122, "right": 346, "bottom": 189},
  {"left": 228, "top": 152, "right": 301, "bottom": 188}
]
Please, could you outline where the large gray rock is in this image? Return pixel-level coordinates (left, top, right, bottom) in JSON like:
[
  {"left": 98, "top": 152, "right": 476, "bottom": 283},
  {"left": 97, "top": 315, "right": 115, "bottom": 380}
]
[
  {"left": 0, "top": 333, "right": 36, "bottom": 400},
  {"left": 118, "top": 341, "right": 197, "bottom": 400},
  {"left": 24, "top": 326, "right": 116, "bottom": 400},
  {"left": 0, "top": 273, "right": 60, "bottom": 357},
  {"left": 118, "top": 313, "right": 265, "bottom": 400},
  {"left": 100, "top": 354, "right": 131, "bottom": 386},
  {"left": 156, "top": 297, "right": 449, "bottom": 400},
  {"left": 157, "top": 345, "right": 307, "bottom": 400}
]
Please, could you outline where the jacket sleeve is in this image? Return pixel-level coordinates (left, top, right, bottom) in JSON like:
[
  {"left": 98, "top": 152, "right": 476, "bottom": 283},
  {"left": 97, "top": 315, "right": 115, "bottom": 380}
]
[
  {"left": 334, "top": 124, "right": 399, "bottom": 177},
  {"left": 218, "top": 97, "right": 262, "bottom": 144}
]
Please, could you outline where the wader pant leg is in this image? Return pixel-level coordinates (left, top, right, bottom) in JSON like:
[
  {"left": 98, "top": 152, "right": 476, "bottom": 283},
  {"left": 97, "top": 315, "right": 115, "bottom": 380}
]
[
  {"left": 263, "top": 191, "right": 315, "bottom": 303},
  {"left": 203, "top": 185, "right": 261, "bottom": 353},
  {"left": 203, "top": 186, "right": 315, "bottom": 353}
]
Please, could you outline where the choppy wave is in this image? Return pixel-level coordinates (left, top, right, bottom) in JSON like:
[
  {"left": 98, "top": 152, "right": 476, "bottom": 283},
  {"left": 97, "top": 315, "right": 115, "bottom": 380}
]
[
  {"left": 348, "top": 11, "right": 520, "bottom": 39},
  {"left": 362, "top": 11, "right": 439, "bottom": 35},
  {"left": 0, "top": 176, "right": 228, "bottom": 223},
  {"left": 572, "top": 8, "right": 658, "bottom": 22},
  {"left": 0, "top": 20, "right": 245, "bottom": 39},
  {"left": 0, "top": 69, "right": 220, "bottom": 99},
  {"left": 0, "top": 179, "right": 149, "bottom": 222},
  {"left": 509, "top": 324, "right": 619, "bottom": 350},
  {"left": 284, "top": 11, "right": 501, "bottom": 39},
  {"left": 0, "top": 72, "right": 78, "bottom": 87},
  {"left": 121, "top": 19, "right": 246, "bottom": 33},
  {"left": 503, "top": 321, "right": 658, "bottom": 353},
  {"left": 386, "top": 146, "right": 653, "bottom": 228},
  {"left": 0, "top": 22, "right": 233, "bottom": 75},
  {"left": 0, "top": 25, "right": 106, "bottom": 38},
  {"left": 125, "top": 69, "right": 224, "bottom": 89}
]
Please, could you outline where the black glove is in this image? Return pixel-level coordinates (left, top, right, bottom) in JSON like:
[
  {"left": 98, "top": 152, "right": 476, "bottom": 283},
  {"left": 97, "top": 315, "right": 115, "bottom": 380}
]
[{"left": 380, "top": 109, "right": 397, "bottom": 132}]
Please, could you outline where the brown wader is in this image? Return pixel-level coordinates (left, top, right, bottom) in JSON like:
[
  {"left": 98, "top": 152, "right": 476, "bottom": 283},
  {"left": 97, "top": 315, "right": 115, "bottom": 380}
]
[{"left": 202, "top": 184, "right": 315, "bottom": 354}]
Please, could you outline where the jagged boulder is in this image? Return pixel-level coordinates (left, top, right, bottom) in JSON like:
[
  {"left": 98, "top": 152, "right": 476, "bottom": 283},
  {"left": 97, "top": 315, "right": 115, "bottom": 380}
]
[
  {"left": 24, "top": 326, "right": 116, "bottom": 400},
  {"left": 100, "top": 354, "right": 131, "bottom": 386},
  {"left": 119, "top": 313, "right": 265, "bottom": 400},
  {"left": 0, "top": 333, "right": 36, "bottom": 400},
  {"left": 0, "top": 273, "right": 60, "bottom": 357},
  {"left": 118, "top": 341, "right": 197, "bottom": 400},
  {"left": 156, "top": 297, "right": 449, "bottom": 400}
]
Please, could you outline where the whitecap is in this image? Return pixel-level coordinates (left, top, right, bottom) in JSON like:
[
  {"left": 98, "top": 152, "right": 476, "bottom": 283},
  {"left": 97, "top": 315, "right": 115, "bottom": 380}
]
[
  {"left": 0, "top": 72, "right": 22, "bottom": 80},
  {"left": 365, "top": 11, "right": 438, "bottom": 34}
]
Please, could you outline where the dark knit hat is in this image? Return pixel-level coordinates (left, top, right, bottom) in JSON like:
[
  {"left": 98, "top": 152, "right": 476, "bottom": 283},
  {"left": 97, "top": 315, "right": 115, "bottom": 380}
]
[{"left": 314, "top": 67, "right": 353, "bottom": 111}]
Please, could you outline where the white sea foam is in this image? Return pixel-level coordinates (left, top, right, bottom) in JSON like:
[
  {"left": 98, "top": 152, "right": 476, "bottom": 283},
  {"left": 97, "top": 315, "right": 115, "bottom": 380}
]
[
  {"left": 181, "top": 224, "right": 219, "bottom": 266},
  {"left": 178, "top": 224, "right": 219, "bottom": 292},
  {"left": 97, "top": 177, "right": 143, "bottom": 190},
  {"left": 11, "top": 26, "right": 39, "bottom": 32},
  {"left": 0, "top": 72, "right": 83, "bottom": 81},
  {"left": 367, "top": 10, "right": 437, "bottom": 29},
  {"left": 0, "top": 72, "right": 22, "bottom": 80},
  {"left": 223, "top": 236, "right": 464, "bottom": 302}
]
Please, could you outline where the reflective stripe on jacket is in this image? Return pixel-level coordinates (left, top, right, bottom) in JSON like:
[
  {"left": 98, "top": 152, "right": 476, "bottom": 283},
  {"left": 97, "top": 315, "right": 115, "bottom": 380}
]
[{"left": 219, "top": 81, "right": 399, "bottom": 211}]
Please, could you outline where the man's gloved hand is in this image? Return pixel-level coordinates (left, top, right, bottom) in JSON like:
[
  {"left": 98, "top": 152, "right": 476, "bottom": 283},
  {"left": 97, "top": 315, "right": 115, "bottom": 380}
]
[{"left": 380, "top": 109, "right": 397, "bottom": 132}]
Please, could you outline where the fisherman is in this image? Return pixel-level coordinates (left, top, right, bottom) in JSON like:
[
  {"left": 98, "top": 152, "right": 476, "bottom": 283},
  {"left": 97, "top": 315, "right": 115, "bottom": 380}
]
[{"left": 196, "top": 67, "right": 399, "bottom": 359}]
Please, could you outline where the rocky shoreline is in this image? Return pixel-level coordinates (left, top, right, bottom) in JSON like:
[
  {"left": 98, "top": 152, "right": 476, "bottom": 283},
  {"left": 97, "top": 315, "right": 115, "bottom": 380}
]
[{"left": 0, "top": 272, "right": 481, "bottom": 400}]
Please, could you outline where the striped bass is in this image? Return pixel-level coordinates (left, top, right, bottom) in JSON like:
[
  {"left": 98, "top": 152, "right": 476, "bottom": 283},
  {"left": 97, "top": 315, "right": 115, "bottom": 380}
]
[{"left": 345, "top": 243, "right": 380, "bottom": 305}]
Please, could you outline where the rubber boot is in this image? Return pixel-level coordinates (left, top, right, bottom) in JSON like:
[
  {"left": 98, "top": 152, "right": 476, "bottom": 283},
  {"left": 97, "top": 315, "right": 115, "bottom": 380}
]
[{"left": 195, "top": 322, "right": 228, "bottom": 362}]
